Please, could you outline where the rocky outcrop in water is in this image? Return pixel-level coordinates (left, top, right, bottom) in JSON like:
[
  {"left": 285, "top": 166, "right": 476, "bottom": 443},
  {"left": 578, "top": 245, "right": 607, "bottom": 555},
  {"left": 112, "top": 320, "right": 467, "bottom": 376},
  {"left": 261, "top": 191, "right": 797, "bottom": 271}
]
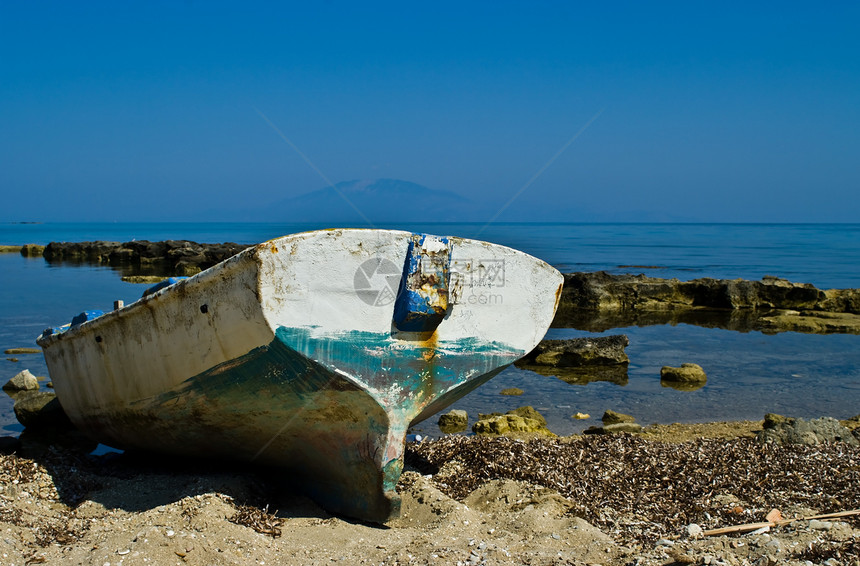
[
  {"left": 516, "top": 335, "right": 629, "bottom": 367},
  {"left": 42, "top": 240, "right": 247, "bottom": 276},
  {"left": 514, "top": 335, "right": 630, "bottom": 386},
  {"left": 554, "top": 272, "right": 860, "bottom": 334}
]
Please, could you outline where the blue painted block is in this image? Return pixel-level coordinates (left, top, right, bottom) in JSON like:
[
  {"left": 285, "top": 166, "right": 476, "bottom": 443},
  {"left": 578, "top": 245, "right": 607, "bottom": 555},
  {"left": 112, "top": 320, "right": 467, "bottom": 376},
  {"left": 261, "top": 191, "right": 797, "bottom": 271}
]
[{"left": 393, "top": 234, "right": 451, "bottom": 333}]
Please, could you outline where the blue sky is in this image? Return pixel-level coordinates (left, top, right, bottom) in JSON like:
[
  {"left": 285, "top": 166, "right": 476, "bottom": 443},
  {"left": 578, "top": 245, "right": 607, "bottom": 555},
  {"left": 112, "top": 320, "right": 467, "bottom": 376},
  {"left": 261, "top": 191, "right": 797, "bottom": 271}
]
[{"left": 1, "top": 1, "right": 858, "bottom": 222}]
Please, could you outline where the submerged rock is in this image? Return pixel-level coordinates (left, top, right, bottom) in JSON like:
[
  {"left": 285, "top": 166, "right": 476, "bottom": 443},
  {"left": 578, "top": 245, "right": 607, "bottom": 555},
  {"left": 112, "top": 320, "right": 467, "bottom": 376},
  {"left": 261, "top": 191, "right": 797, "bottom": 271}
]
[
  {"left": 660, "top": 363, "right": 707, "bottom": 384},
  {"left": 3, "top": 369, "right": 39, "bottom": 392},
  {"left": 499, "top": 387, "right": 524, "bottom": 396}
]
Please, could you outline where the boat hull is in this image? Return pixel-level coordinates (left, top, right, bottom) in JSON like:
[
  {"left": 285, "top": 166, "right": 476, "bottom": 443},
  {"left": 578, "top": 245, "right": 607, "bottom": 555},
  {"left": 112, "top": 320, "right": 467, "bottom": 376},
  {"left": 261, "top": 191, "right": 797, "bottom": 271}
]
[{"left": 38, "top": 229, "right": 563, "bottom": 521}]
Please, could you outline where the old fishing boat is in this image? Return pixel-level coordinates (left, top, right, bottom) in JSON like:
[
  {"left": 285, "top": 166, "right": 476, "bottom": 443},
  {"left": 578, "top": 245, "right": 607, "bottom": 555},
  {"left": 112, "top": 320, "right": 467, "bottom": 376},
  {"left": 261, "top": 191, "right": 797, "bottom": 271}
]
[{"left": 37, "top": 229, "right": 562, "bottom": 522}]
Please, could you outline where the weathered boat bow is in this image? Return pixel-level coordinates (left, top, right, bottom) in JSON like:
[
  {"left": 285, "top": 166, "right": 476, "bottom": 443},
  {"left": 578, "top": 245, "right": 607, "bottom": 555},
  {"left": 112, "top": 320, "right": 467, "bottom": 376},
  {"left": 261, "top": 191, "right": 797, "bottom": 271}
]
[{"left": 38, "top": 229, "right": 563, "bottom": 522}]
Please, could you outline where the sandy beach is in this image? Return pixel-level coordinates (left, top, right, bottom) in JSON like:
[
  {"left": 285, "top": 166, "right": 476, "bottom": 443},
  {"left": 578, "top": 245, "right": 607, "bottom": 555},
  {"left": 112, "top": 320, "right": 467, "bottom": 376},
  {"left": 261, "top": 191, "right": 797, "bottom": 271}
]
[{"left": 1, "top": 420, "right": 858, "bottom": 566}]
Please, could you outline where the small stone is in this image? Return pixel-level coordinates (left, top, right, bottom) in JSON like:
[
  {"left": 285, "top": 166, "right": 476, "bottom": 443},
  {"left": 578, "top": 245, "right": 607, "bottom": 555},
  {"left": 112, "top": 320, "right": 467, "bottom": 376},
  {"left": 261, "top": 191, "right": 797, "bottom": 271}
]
[
  {"left": 602, "top": 409, "right": 635, "bottom": 425},
  {"left": 685, "top": 523, "right": 703, "bottom": 539},
  {"left": 572, "top": 412, "right": 590, "bottom": 420},
  {"left": 808, "top": 519, "right": 832, "bottom": 531}
]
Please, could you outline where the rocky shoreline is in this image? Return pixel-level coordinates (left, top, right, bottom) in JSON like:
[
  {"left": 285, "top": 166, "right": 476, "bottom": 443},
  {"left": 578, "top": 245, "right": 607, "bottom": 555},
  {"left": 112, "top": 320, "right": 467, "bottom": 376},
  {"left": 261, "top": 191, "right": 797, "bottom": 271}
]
[{"left": 6, "top": 240, "right": 860, "bottom": 334}]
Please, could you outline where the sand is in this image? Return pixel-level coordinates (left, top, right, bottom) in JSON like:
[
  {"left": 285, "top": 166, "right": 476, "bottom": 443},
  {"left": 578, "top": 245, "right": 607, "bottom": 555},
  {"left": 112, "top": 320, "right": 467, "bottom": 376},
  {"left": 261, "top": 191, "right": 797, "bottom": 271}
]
[{"left": 0, "top": 422, "right": 858, "bottom": 566}]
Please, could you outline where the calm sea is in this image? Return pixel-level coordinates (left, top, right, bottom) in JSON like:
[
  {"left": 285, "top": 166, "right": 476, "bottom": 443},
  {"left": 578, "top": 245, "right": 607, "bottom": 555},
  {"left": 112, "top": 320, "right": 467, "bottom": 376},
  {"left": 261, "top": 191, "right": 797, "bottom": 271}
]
[{"left": 1, "top": 222, "right": 859, "bottom": 438}]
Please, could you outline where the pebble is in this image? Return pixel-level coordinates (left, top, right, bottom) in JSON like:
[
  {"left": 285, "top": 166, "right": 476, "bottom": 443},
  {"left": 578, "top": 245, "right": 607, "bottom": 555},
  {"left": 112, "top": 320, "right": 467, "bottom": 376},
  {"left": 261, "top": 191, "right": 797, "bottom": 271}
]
[
  {"left": 808, "top": 519, "right": 832, "bottom": 531},
  {"left": 685, "top": 523, "right": 703, "bottom": 538},
  {"left": 655, "top": 539, "right": 674, "bottom": 547}
]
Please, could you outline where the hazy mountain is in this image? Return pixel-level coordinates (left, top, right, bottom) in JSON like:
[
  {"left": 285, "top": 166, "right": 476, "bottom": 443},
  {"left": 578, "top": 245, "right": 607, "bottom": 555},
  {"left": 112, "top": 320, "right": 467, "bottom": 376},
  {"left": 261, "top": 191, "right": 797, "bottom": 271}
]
[{"left": 258, "top": 179, "right": 475, "bottom": 223}]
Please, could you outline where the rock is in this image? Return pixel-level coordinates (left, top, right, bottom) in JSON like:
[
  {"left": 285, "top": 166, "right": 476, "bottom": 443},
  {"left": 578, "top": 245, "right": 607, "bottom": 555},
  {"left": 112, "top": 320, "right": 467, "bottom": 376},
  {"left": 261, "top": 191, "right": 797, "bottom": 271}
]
[
  {"left": 499, "top": 387, "right": 524, "bottom": 396},
  {"left": 660, "top": 363, "right": 707, "bottom": 383},
  {"left": 756, "top": 416, "right": 859, "bottom": 446},
  {"left": 4, "top": 348, "right": 40, "bottom": 355},
  {"left": 685, "top": 523, "right": 703, "bottom": 539},
  {"left": 602, "top": 409, "right": 635, "bottom": 425},
  {"left": 12, "top": 391, "right": 73, "bottom": 429},
  {"left": 758, "top": 311, "right": 860, "bottom": 334},
  {"left": 808, "top": 519, "right": 832, "bottom": 531},
  {"left": 763, "top": 413, "right": 791, "bottom": 429},
  {"left": 572, "top": 412, "right": 590, "bottom": 420},
  {"left": 516, "top": 335, "right": 629, "bottom": 367},
  {"left": 19, "top": 244, "right": 45, "bottom": 257},
  {"left": 0, "top": 245, "right": 22, "bottom": 253},
  {"left": 438, "top": 410, "right": 468, "bottom": 433},
  {"left": 507, "top": 406, "right": 547, "bottom": 427},
  {"left": 472, "top": 413, "right": 554, "bottom": 437},
  {"left": 3, "top": 369, "right": 39, "bottom": 392},
  {"left": 840, "top": 414, "right": 860, "bottom": 430}
]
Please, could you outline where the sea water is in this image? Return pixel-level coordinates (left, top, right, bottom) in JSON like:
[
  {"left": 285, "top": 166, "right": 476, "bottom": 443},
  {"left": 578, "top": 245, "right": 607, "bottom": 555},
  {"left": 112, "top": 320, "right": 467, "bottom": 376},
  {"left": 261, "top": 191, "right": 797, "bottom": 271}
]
[{"left": 1, "top": 222, "right": 859, "bottom": 438}]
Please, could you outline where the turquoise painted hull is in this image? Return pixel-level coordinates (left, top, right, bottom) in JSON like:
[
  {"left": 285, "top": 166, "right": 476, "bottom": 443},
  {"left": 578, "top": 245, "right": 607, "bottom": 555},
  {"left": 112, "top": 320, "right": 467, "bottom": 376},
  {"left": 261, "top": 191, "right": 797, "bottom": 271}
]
[{"left": 75, "top": 327, "right": 521, "bottom": 521}]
